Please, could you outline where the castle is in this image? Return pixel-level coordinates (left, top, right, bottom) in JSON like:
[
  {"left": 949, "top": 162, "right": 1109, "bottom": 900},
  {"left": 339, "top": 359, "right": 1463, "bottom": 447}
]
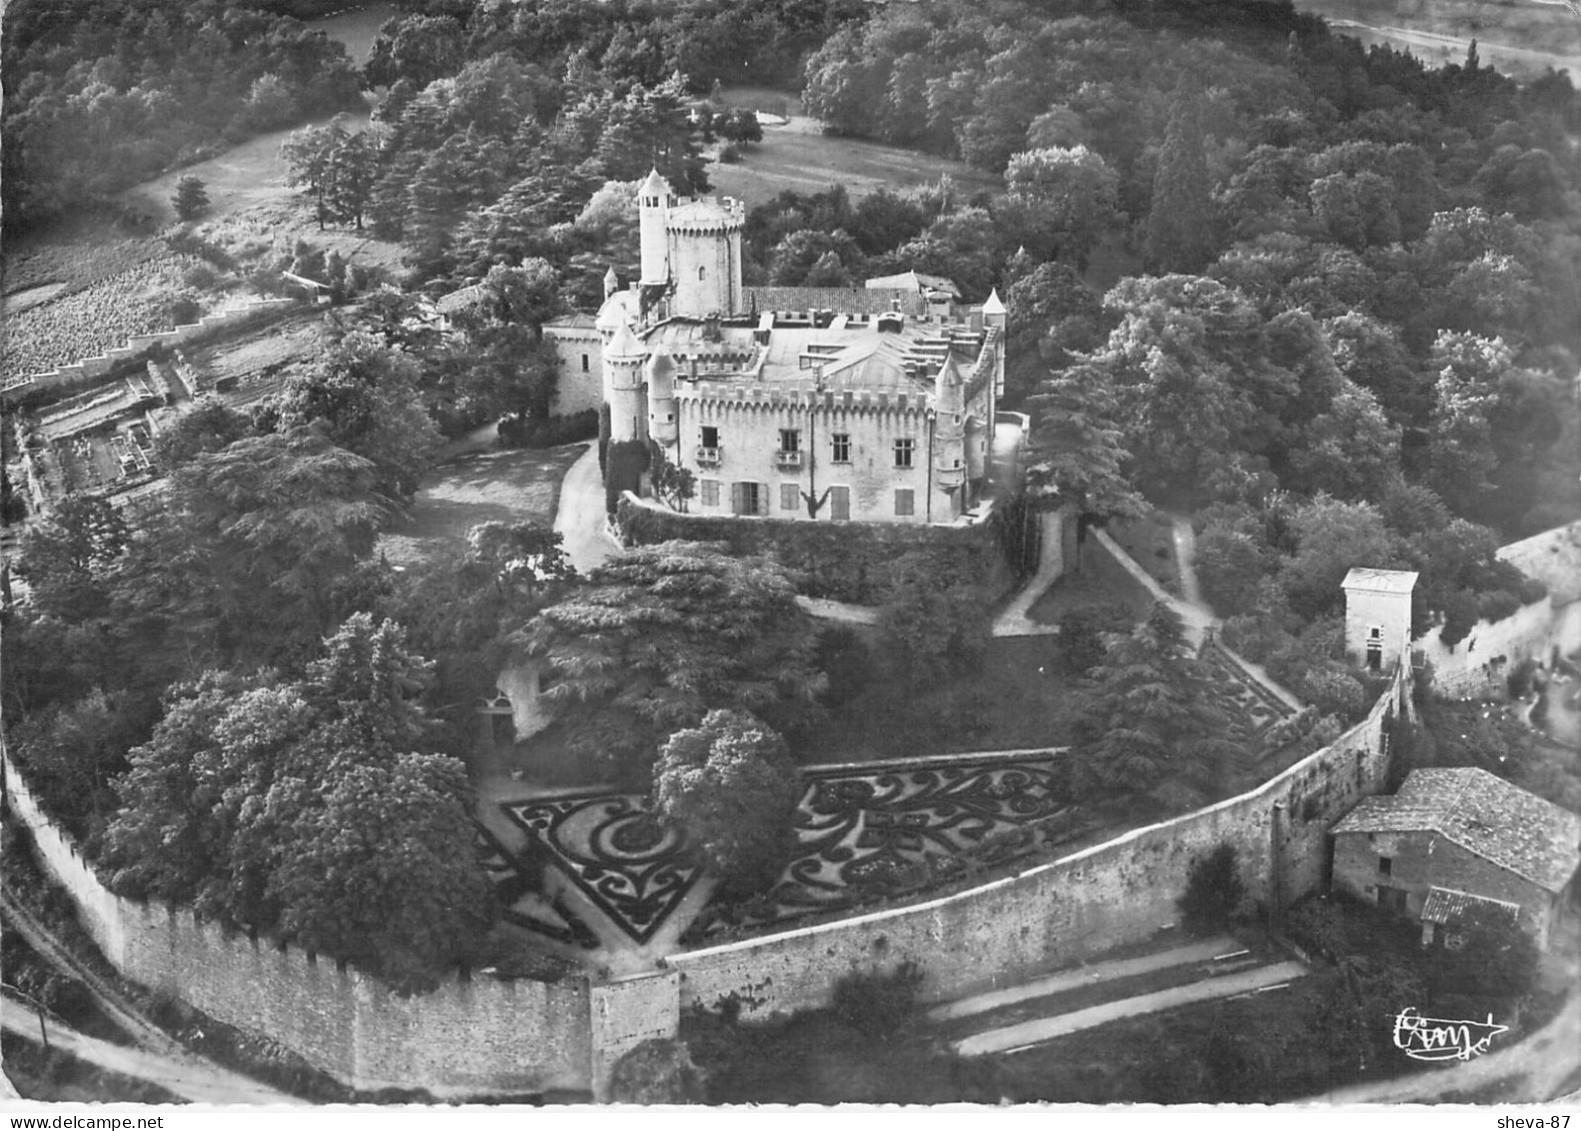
[{"left": 545, "top": 171, "right": 1015, "bottom": 525}]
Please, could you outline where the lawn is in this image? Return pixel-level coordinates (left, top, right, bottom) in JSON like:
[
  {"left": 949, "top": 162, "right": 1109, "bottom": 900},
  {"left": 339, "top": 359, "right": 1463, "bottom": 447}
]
[
  {"left": 796, "top": 632, "right": 1079, "bottom": 764},
  {"left": 1106, "top": 510, "right": 1181, "bottom": 595},
  {"left": 707, "top": 87, "right": 1001, "bottom": 209},
  {"left": 376, "top": 443, "right": 587, "bottom": 568},
  {"left": 1027, "top": 532, "right": 1159, "bottom": 625}
]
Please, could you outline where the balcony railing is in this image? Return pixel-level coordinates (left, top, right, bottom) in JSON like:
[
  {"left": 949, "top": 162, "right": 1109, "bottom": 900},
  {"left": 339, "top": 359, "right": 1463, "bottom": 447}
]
[
  {"left": 695, "top": 445, "right": 722, "bottom": 466},
  {"left": 775, "top": 449, "right": 803, "bottom": 468}
]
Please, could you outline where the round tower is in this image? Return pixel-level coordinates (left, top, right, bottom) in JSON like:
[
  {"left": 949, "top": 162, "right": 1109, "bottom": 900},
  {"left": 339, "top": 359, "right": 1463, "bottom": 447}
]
[
  {"left": 646, "top": 349, "right": 678, "bottom": 446},
  {"left": 603, "top": 264, "right": 620, "bottom": 301},
  {"left": 933, "top": 355, "right": 967, "bottom": 490},
  {"left": 638, "top": 169, "right": 672, "bottom": 288},
  {"left": 666, "top": 198, "right": 745, "bottom": 319},
  {"left": 604, "top": 322, "right": 650, "bottom": 444}
]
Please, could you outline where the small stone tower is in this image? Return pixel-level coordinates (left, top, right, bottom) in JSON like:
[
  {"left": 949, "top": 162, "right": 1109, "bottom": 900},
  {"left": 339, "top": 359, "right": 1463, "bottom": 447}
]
[
  {"left": 1342, "top": 568, "right": 1418, "bottom": 672},
  {"left": 603, "top": 264, "right": 620, "bottom": 301},
  {"left": 604, "top": 322, "right": 649, "bottom": 445}
]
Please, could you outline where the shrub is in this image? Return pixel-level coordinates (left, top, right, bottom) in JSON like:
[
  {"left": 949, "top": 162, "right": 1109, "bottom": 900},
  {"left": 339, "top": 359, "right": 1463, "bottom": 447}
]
[
  {"left": 829, "top": 961, "right": 924, "bottom": 1039},
  {"left": 1507, "top": 656, "right": 1540, "bottom": 699},
  {"left": 1178, "top": 844, "right": 1244, "bottom": 936}
]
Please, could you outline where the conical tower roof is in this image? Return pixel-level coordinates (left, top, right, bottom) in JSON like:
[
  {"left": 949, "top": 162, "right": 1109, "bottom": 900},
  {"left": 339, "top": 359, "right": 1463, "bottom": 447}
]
[
  {"left": 639, "top": 168, "right": 671, "bottom": 198},
  {"left": 606, "top": 321, "right": 646, "bottom": 360},
  {"left": 981, "top": 288, "right": 1006, "bottom": 316}
]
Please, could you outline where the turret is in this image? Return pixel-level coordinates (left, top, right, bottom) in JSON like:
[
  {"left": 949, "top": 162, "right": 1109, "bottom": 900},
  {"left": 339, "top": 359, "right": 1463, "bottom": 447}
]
[
  {"left": 645, "top": 348, "right": 677, "bottom": 446},
  {"left": 603, "top": 264, "right": 620, "bottom": 301},
  {"left": 981, "top": 288, "right": 1007, "bottom": 398},
  {"left": 604, "top": 322, "right": 649, "bottom": 444},
  {"left": 638, "top": 169, "right": 671, "bottom": 288},
  {"left": 933, "top": 355, "right": 967, "bottom": 489}
]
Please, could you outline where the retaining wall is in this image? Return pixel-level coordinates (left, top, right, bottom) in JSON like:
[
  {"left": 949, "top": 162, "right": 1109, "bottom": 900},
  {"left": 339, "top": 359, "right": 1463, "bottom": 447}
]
[
  {"left": 4, "top": 299, "right": 297, "bottom": 401},
  {"left": 2, "top": 750, "right": 594, "bottom": 1099},
  {"left": 616, "top": 491, "right": 1014, "bottom": 604},
  {"left": 669, "top": 663, "right": 1409, "bottom": 1019}
]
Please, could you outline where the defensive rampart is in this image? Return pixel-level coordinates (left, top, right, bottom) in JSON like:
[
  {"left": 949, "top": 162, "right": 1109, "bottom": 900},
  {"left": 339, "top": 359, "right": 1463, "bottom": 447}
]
[{"left": 669, "top": 663, "right": 1409, "bottom": 1019}]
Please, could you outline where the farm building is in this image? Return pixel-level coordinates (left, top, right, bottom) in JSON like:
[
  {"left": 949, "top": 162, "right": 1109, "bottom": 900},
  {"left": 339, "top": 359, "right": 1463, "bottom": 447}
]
[
  {"left": 575, "top": 170, "right": 1018, "bottom": 526},
  {"left": 1331, "top": 767, "right": 1581, "bottom": 949}
]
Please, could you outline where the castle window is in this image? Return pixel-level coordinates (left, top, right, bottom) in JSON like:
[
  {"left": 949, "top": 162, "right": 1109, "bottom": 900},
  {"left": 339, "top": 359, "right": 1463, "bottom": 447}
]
[
  {"left": 701, "top": 425, "right": 719, "bottom": 448},
  {"left": 700, "top": 479, "right": 720, "bottom": 506},
  {"left": 780, "top": 483, "right": 799, "bottom": 511},
  {"left": 581, "top": 354, "right": 590, "bottom": 372},
  {"left": 698, "top": 266, "right": 706, "bottom": 281},
  {"left": 894, "top": 438, "right": 915, "bottom": 468},
  {"left": 779, "top": 429, "right": 800, "bottom": 453},
  {"left": 831, "top": 433, "right": 851, "bottom": 463},
  {"left": 1378, "top": 855, "right": 1393, "bottom": 877},
  {"left": 895, "top": 489, "right": 914, "bottom": 517}
]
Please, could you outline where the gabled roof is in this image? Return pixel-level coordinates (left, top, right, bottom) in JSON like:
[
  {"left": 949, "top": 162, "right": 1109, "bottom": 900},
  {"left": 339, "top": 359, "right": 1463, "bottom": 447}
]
[
  {"left": 436, "top": 282, "right": 489, "bottom": 315},
  {"left": 865, "top": 270, "right": 961, "bottom": 297},
  {"left": 1333, "top": 767, "right": 1581, "bottom": 893}
]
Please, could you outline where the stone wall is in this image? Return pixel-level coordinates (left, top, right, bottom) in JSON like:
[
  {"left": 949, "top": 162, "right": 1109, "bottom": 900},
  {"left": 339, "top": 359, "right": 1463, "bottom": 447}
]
[
  {"left": 616, "top": 491, "right": 1013, "bottom": 604},
  {"left": 4, "top": 299, "right": 297, "bottom": 403},
  {"left": 1416, "top": 598, "right": 1581, "bottom": 697},
  {"left": 668, "top": 663, "right": 1408, "bottom": 1020},
  {"left": 2, "top": 748, "right": 595, "bottom": 1100}
]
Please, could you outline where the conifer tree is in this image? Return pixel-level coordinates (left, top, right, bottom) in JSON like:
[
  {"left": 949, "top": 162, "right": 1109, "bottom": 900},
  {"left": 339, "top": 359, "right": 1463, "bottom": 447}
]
[{"left": 1145, "top": 92, "right": 1218, "bottom": 274}]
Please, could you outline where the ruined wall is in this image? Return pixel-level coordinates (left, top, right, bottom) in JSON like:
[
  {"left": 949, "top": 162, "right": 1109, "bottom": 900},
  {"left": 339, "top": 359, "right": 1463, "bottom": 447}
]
[
  {"left": 669, "top": 665, "right": 1408, "bottom": 1019},
  {"left": 2, "top": 750, "right": 594, "bottom": 1099},
  {"left": 1416, "top": 598, "right": 1581, "bottom": 697}
]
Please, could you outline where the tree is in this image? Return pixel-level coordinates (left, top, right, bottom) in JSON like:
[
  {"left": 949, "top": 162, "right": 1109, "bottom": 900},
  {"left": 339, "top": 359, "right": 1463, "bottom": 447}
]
[
  {"left": 1071, "top": 604, "right": 1247, "bottom": 809},
  {"left": 172, "top": 174, "right": 208, "bottom": 221},
  {"left": 1280, "top": 495, "right": 1401, "bottom": 620},
  {"left": 281, "top": 118, "right": 375, "bottom": 230},
  {"left": 274, "top": 333, "right": 441, "bottom": 501},
  {"left": 652, "top": 709, "right": 801, "bottom": 882},
  {"left": 15, "top": 494, "right": 130, "bottom": 622},
  {"left": 152, "top": 424, "right": 392, "bottom": 667},
  {"left": 1024, "top": 358, "right": 1146, "bottom": 528},
  {"left": 389, "top": 521, "right": 575, "bottom": 711},
  {"left": 1146, "top": 92, "right": 1220, "bottom": 274},
  {"left": 103, "top": 615, "right": 492, "bottom": 991},
  {"left": 514, "top": 542, "right": 827, "bottom": 781},
  {"left": 999, "top": 145, "right": 1119, "bottom": 268}
]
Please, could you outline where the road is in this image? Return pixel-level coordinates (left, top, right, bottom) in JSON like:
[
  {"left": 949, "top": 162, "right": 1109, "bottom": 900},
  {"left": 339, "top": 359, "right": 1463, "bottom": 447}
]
[
  {"left": 1, "top": 994, "right": 306, "bottom": 1106},
  {"left": 1, "top": 889, "right": 301, "bottom": 1105},
  {"left": 552, "top": 443, "right": 617, "bottom": 574}
]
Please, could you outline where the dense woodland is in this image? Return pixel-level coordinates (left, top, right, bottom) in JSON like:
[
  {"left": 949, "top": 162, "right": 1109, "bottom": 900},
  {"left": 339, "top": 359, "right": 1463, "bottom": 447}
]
[{"left": 4, "top": 0, "right": 1581, "bottom": 991}]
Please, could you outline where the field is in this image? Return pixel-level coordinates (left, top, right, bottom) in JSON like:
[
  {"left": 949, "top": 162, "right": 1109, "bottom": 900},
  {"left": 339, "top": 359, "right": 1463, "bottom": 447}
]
[
  {"left": 707, "top": 87, "right": 1001, "bottom": 209},
  {"left": 1, "top": 244, "right": 208, "bottom": 383},
  {"left": 375, "top": 443, "right": 588, "bottom": 568}
]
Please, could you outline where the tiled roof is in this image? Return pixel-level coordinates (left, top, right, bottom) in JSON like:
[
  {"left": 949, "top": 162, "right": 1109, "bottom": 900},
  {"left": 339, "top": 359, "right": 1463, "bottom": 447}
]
[
  {"left": 1342, "top": 567, "right": 1419, "bottom": 594},
  {"left": 1333, "top": 768, "right": 1581, "bottom": 893},
  {"left": 545, "top": 313, "right": 598, "bottom": 330},
  {"left": 865, "top": 270, "right": 961, "bottom": 297},
  {"left": 436, "top": 283, "right": 488, "bottom": 314},
  {"left": 744, "top": 287, "right": 927, "bottom": 317},
  {"left": 1419, "top": 886, "right": 1520, "bottom": 927}
]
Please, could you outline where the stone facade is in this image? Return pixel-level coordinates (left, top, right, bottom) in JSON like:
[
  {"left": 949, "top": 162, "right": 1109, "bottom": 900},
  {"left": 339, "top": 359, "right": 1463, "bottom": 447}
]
[
  {"left": 583, "top": 172, "right": 1011, "bottom": 528},
  {"left": 1343, "top": 567, "right": 1418, "bottom": 673}
]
